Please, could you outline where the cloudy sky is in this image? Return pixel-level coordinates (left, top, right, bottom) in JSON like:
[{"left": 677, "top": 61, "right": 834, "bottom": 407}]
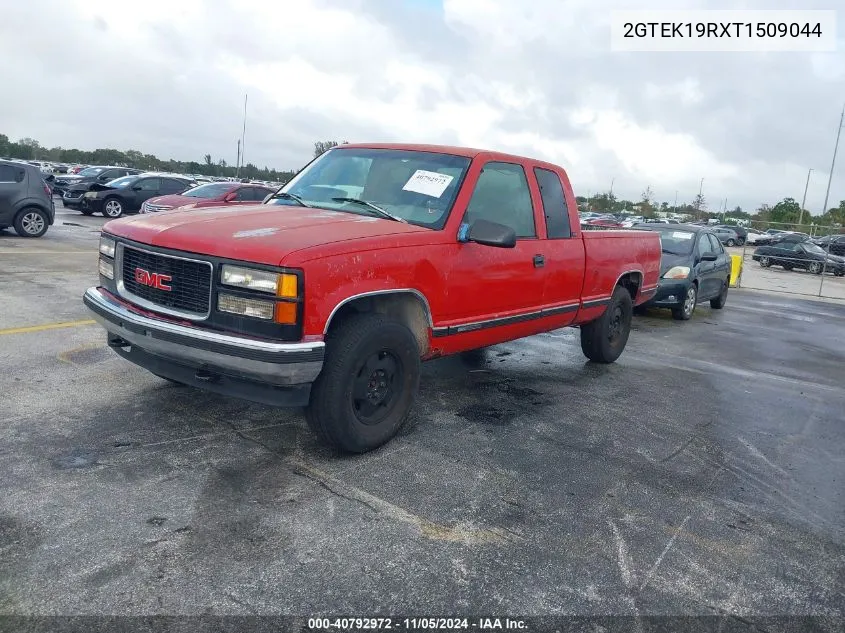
[{"left": 1, "top": 0, "right": 843, "bottom": 214}]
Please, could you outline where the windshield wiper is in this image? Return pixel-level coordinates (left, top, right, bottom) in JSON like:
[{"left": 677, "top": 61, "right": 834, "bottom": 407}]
[
  {"left": 331, "top": 197, "right": 407, "bottom": 223},
  {"left": 268, "top": 191, "right": 312, "bottom": 207}
]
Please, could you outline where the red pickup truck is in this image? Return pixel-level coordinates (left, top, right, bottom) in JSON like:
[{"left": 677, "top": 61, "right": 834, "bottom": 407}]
[{"left": 84, "top": 143, "right": 661, "bottom": 452}]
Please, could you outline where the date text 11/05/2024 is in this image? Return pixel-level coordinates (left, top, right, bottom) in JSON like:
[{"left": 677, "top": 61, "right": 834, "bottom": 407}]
[
  {"left": 622, "top": 22, "right": 823, "bottom": 38},
  {"left": 307, "top": 617, "right": 527, "bottom": 630}
]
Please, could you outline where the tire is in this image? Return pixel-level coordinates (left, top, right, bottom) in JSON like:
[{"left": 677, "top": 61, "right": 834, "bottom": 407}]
[
  {"left": 759, "top": 256, "right": 770, "bottom": 268},
  {"left": 305, "top": 313, "right": 420, "bottom": 453},
  {"left": 580, "top": 286, "right": 633, "bottom": 364},
  {"left": 102, "top": 197, "right": 124, "bottom": 218},
  {"left": 672, "top": 284, "right": 697, "bottom": 321},
  {"left": 13, "top": 207, "right": 49, "bottom": 238},
  {"left": 726, "top": 239, "right": 736, "bottom": 247},
  {"left": 783, "top": 264, "right": 793, "bottom": 271},
  {"left": 737, "top": 238, "right": 745, "bottom": 246},
  {"left": 80, "top": 207, "right": 94, "bottom": 216},
  {"left": 834, "top": 270, "right": 845, "bottom": 277},
  {"left": 710, "top": 279, "right": 729, "bottom": 309},
  {"left": 808, "top": 261, "right": 822, "bottom": 275}
]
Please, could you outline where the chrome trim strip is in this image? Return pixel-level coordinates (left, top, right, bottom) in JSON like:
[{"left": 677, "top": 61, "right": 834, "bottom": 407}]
[
  {"left": 430, "top": 301, "right": 580, "bottom": 337},
  {"left": 580, "top": 297, "right": 611, "bottom": 309},
  {"left": 85, "top": 287, "right": 323, "bottom": 353},
  {"left": 115, "top": 242, "right": 214, "bottom": 321},
  {"left": 324, "top": 288, "right": 434, "bottom": 334}
]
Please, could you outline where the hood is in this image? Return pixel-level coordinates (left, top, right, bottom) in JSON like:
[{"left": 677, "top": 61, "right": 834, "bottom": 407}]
[
  {"left": 89, "top": 182, "right": 117, "bottom": 192},
  {"left": 659, "top": 251, "right": 693, "bottom": 275},
  {"left": 104, "top": 204, "right": 428, "bottom": 266}
]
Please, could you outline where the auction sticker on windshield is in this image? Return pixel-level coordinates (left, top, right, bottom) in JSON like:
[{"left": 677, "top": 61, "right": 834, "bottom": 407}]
[
  {"left": 402, "top": 170, "right": 454, "bottom": 198},
  {"left": 672, "top": 231, "right": 694, "bottom": 239}
]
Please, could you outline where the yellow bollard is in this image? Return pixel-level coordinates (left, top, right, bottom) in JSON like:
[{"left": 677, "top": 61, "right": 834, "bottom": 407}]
[{"left": 729, "top": 254, "right": 743, "bottom": 287}]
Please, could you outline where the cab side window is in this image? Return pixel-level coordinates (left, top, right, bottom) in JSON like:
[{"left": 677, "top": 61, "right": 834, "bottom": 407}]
[
  {"left": 708, "top": 234, "right": 724, "bottom": 254},
  {"left": 463, "top": 162, "right": 536, "bottom": 238},
  {"left": 234, "top": 187, "right": 254, "bottom": 201},
  {"left": 137, "top": 178, "right": 160, "bottom": 191},
  {"left": 698, "top": 233, "right": 715, "bottom": 257}
]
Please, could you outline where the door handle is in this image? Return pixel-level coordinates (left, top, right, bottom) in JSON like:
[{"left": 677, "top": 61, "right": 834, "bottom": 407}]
[{"left": 533, "top": 254, "right": 545, "bottom": 268}]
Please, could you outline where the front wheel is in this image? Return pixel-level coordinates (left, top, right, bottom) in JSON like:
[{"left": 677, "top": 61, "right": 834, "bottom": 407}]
[
  {"left": 710, "top": 280, "right": 729, "bottom": 309},
  {"left": 672, "top": 284, "right": 697, "bottom": 320},
  {"left": 808, "top": 261, "right": 822, "bottom": 275},
  {"left": 80, "top": 207, "right": 94, "bottom": 216},
  {"left": 306, "top": 313, "right": 420, "bottom": 453},
  {"left": 580, "top": 286, "right": 633, "bottom": 364},
  {"left": 759, "top": 256, "right": 770, "bottom": 268},
  {"left": 737, "top": 238, "right": 745, "bottom": 246},
  {"left": 726, "top": 239, "right": 736, "bottom": 247},
  {"left": 102, "top": 197, "right": 124, "bottom": 218}
]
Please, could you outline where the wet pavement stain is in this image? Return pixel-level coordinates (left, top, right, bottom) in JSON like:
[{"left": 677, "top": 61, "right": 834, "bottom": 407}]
[{"left": 52, "top": 452, "right": 98, "bottom": 469}]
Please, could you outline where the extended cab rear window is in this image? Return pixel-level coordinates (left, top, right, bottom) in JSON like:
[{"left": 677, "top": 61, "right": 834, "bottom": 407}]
[{"left": 534, "top": 167, "right": 571, "bottom": 238}]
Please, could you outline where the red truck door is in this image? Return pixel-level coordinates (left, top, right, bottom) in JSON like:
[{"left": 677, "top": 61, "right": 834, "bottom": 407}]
[
  {"left": 531, "top": 165, "right": 586, "bottom": 324},
  {"left": 442, "top": 160, "right": 547, "bottom": 324}
]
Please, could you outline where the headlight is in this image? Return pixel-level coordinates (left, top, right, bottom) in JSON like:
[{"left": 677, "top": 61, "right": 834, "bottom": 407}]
[
  {"left": 662, "top": 266, "right": 691, "bottom": 279},
  {"left": 217, "top": 293, "right": 275, "bottom": 320},
  {"left": 99, "top": 236, "right": 115, "bottom": 258},
  {"left": 220, "top": 264, "right": 297, "bottom": 297},
  {"left": 98, "top": 256, "right": 114, "bottom": 279},
  {"left": 84, "top": 191, "right": 97, "bottom": 198}
]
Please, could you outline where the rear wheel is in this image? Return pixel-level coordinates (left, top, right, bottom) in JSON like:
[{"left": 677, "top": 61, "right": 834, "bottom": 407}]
[
  {"left": 672, "top": 284, "right": 697, "bottom": 320},
  {"left": 710, "top": 279, "right": 729, "bottom": 309},
  {"left": 306, "top": 313, "right": 420, "bottom": 453},
  {"left": 13, "top": 207, "right": 49, "bottom": 237},
  {"left": 726, "top": 239, "right": 736, "bottom": 247},
  {"left": 580, "top": 286, "right": 633, "bottom": 364},
  {"left": 737, "top": 238, "right": 745, "bottom": 246}
]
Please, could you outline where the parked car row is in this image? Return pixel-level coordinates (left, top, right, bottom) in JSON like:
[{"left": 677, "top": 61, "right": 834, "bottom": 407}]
[{"left": 752, "top": 241, "right": 845, "bottom": 276}]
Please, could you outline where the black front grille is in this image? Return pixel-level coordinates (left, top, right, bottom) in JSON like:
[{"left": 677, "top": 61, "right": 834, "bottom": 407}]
[{"left": 120, "top": 245, "right": 212, "bottom": 316}]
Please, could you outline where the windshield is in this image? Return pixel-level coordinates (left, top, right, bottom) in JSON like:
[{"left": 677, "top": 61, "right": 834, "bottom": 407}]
[
  {"left": 78, "top": 167, "right": 105, "bottom": 177},
  {"left": 105, "top": 175, "right": 137, "bottom": 188},
  {"left": 270, "top": 147, "right": 471, "bottom": 229},
  {"left": 184, "top": 182, "right": 235, "bottom": 198},
  {"left": 654, "top": 228, "right": 696, "bottom": 255}
]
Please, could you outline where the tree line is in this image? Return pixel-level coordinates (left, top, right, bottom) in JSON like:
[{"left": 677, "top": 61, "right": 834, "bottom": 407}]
[
  {"left": 3, "top": 133, "right": 842, "bottom": 231},
  {"left": 0, "top": 133, "right": 300, "bottom": 183},
  {"left": 579, "top": 188, "right": 845, "bottom": 232}
]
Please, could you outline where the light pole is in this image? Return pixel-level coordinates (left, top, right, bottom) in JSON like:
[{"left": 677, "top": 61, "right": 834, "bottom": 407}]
[
  {"left": 798, "top": 168, "right": 813, "bottom": 228},
  {"left": 820, "top": 104, "right": 844, "bottom": 219},
  {"left": 818, "top": 104, "right": 844, "bottom": 297},
  {"left": 697, "top": 178, "right": 704, "bottom": 218}
]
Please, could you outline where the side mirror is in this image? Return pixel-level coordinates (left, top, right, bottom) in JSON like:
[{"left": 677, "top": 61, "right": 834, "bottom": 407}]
[
  {"left": 131, "top": 185, "right": 142, "bottom": 191},
  {"left": 458, "top": 219, "right": 517, "bottom": 248},
  {"left": 700, "top": 253, "right": 718, "bottom": 262},
  {"left": 223, "top": 191, "right": 237, "bottom": 202}
]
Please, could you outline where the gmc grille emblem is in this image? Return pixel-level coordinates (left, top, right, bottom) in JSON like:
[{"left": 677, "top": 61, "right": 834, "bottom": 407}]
[{"left": 134, "top": 267, "right": 172, "bottom": 291}]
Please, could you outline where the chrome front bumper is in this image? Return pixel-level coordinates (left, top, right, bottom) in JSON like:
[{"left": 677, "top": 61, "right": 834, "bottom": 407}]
[{"left": 83, "top": 286, "right": 324, "bottom": 387}]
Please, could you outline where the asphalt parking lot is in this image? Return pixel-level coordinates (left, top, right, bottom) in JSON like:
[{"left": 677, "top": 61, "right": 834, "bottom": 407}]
[{"left": 1, "top": 203, "right": 844, "bottom": 624}]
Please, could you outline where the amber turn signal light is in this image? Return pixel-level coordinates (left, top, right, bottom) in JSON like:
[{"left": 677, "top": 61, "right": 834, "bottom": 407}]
[{"left": 274, "top": 301, "right": 297, "bottom": 324}]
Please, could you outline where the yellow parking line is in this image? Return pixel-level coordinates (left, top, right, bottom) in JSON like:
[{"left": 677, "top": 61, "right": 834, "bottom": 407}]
[{"left": 0, "top": 319, "right": 96, "bottom": 336}]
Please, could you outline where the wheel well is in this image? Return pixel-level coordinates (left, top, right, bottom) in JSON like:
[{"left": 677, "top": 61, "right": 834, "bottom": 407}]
[
  {"left": 616, "top": 272, "right": 642, "bottom": 301},
  {"left": 325, "top": 292, "right": 431, "bottom": 355}
]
